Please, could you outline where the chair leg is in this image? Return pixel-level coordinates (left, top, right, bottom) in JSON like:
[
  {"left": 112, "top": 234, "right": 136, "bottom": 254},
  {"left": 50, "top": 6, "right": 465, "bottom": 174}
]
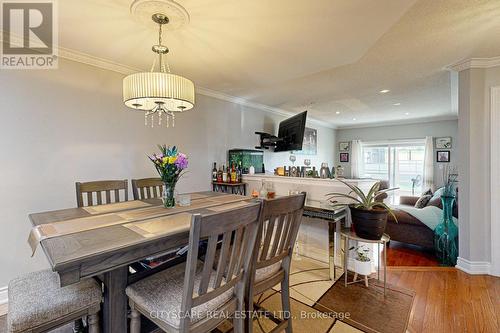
[
  {"left": 73, "top": 319, "right": 84, "bottom": 333},
  {"left": 88, "top": 312, "right": 100, "bottom": 333},
  {"left": 130, "top": 307, "right": 141, "bottom": 333},
  {"left": 233, "top": 286, "right": 245, "bottom": 333},
  {"left": 280, "top": 276, "right": 292, "bottom": 333}
]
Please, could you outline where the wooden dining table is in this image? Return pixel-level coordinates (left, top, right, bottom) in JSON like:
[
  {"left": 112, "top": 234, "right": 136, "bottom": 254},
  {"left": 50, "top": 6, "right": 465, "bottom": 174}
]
[{"left": 28, "top": 191, "right": 256, "bottom": 333}]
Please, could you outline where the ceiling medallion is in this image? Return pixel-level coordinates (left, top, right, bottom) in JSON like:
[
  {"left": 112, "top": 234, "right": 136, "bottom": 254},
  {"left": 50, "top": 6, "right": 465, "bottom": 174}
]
[
  {"left": 130, "top": 0, "right": 190, "bottom": 30},
  {"left": 123, "top": 11, "right": 195, "bottom": 128}
]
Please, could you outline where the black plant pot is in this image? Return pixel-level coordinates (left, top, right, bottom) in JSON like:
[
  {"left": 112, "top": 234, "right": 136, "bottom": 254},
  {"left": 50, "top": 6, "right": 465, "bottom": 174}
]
[{"left": 350, "top": 206, "right": 388, "bottom": 240}]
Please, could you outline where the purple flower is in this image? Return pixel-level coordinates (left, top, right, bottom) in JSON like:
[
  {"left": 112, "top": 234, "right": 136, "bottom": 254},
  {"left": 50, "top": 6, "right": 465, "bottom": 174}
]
[{"left": 174, "top": 153, "right": 188, "bottom": 170}]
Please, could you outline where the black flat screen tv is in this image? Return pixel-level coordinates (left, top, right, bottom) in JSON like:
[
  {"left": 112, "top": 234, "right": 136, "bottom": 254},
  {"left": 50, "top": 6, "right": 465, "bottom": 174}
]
[{"left": 274, "top": 111, "right": 307, "bottom": 152}]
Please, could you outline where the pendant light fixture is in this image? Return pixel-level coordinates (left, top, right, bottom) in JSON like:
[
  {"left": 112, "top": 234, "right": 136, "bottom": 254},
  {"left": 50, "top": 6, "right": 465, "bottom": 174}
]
[{"left": 123, "top": 13, "right": 195, "bottom": 128}]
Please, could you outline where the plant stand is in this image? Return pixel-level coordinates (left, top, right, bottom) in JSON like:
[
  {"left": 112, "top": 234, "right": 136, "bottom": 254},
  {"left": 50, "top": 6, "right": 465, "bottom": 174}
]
[
  {"left": 352, "top": 273, "right": 369, "bottom": 287},
  {"left": 341, "top": 229, "right": 390, "bottom": 296}
]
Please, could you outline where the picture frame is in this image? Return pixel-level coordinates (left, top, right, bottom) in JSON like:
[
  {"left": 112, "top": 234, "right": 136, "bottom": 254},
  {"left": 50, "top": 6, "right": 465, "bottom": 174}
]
[
  {"left": 297, "top": 127, "right": 317, "bottom": 155},
  {"left": 339, "top": 142, "right": 350, "bottom": 152},
  {"left": 435, "top": 137, "right": 452, "bottom": 149},
  {"left": 340, "top": 152, "right": 349, "bottom": 163},
  {"left": 436, "top": 150, "right": 450, "bottom": 163}
]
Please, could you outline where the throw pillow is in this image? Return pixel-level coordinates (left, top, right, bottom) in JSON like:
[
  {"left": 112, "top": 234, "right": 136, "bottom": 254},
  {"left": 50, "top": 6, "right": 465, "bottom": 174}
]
[
  {"left": 428, "top": 187, "right": 445, "bottom": 208},
  {"left": 422, "top": 189, "right": 433, "bottom": 196},
  {"left": 414, "top": 194, "right": 432, "bottom": 208}
]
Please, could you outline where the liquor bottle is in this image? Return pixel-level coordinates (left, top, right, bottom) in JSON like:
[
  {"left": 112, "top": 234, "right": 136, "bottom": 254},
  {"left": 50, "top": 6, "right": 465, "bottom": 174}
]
[
  {"left": 222, "top": 165, "right": 227, "bottom": 183},
  {"left": 230, "top": 163, "right": 237, "bottom": 183},
  {"left": 217, "top": 165, "right": 223, "bottom": 182},
  {"left": 212, "top": 162, "right": 217, "bottom": 182},
  {"left": 226, "top": 166, "right": 231, "bottom": 183},
  {"left": 238, "top": 161, "right": 243, "bottom": 182}
]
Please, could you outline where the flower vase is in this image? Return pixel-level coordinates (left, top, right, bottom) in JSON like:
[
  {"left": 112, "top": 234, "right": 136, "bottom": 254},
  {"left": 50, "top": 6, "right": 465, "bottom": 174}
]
[
  {"left": 434, "top": 195, "right": 458, "bottom": 266},
  {"left": 162, "top": 183, "right": 176, "bottom": 208}
]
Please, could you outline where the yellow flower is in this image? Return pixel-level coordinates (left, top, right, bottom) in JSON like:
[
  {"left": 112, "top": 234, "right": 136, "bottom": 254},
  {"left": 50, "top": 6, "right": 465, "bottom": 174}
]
[
  {"left": 162, "top": 157, "right": 169, "bottom": 166},
  {"left": 168, "top": 156, "right": 177, "bottom": 164}
]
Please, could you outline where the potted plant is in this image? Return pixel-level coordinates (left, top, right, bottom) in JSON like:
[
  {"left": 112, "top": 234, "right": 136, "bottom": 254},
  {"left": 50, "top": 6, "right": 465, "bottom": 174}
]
[
  {"left": 351, "top": 245, "right": 372, "bottom": 276},
  {"left": 327, "top": 179, "right": 398, "bottom": 240}
]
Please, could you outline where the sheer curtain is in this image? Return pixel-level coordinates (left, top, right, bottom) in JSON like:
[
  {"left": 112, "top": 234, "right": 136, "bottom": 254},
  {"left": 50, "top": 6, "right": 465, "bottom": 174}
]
[
  {"left": 351, "top": 140, "right": 363, "bottom": 178},
  {"left": 423, "top": 136, "right": 434, "bottom": 191}
]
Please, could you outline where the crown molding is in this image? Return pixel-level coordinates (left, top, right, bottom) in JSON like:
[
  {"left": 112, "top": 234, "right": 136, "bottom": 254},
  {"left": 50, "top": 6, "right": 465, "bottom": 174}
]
[
  {"left": 1, "top": 31, "right": 336, "bottom": 129},
  {"left": 336, "top": 114, "right": 458, "bottom": 130},
  {"left": 195, "top": 87, "right": 337, "bottom": 129},
  {"left": 447, "top": 56, "right": 500, "bottom": 72}
]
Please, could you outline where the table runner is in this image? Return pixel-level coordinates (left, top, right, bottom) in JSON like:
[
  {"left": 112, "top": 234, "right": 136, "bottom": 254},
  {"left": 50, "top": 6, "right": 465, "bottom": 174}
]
[
  {"left": 82, "top": 200, "right": 151, "bottom": 214},
  {"left": 28, "top": 193, "right": 249, "bottom": 255}
]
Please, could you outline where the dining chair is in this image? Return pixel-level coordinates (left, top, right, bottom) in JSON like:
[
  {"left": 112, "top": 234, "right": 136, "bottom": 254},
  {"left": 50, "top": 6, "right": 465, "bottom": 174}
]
[
  {"left": 131, "top": 177, "right": 164, "bottom": 200},
  {"left": 126, "top": 201, "right": 263, "bottom": 333},
  {"left": 7, "top": 269, "right": 101, "bottom": 333},
  {"left": 246, "top": 193, "right": 306, "bottom": 333},
  {"left": 75, "top": 179, "right": 128, "bottom": 207}
]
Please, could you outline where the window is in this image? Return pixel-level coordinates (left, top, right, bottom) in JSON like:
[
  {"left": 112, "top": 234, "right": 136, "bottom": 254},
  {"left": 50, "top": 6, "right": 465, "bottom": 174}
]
[{"left": 362, "top": 140, "right": 425, "bottom": 202}]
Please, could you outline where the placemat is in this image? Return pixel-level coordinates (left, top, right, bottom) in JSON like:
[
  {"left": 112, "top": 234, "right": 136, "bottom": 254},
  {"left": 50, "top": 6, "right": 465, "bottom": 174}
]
[{"left": 83, "top": 200, "right": 151, "bottom": 214}]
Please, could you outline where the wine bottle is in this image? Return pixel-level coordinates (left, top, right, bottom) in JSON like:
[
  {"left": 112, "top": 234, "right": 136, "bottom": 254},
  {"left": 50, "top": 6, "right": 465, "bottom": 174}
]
[
  {"left": 238, "top": 161, "right": 243, "bottom": 182},
  {"left": 226, "top": 166, "right": 231, "bottom": 183},
  {"left": 222, "top": 165, "right": 227, "bottom": 183},
  {"left": 212, "top": 162, "right": 217, "bottom": 182}
]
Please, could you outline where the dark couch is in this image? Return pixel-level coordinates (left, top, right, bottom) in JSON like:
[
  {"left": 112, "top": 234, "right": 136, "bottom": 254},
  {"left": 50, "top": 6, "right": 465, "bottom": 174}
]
[
  {"left": 385, "top": 192, "right": 458, "bottom": 249},
  {"left": 385, "top": 196, "right": 435, "bottom": 249}
]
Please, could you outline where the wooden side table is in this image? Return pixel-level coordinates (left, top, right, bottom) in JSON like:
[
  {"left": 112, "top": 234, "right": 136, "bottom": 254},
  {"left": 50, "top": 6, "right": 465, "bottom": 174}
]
[
  {"left": 341, "top": 229, "right": 390, "bottom": 296},
  {"left": 212, "top": 182, "right": 247, "bottom": 195}
]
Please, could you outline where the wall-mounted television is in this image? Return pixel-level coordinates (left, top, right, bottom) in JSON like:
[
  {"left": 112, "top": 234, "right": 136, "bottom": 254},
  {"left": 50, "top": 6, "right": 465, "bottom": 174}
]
[{"left": 274, "top": 111, "right": 307, "bottom": 152}]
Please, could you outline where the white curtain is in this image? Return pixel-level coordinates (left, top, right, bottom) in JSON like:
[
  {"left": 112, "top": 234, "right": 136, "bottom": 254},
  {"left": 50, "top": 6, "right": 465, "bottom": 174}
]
[
  {"left": 351, "top": 140, "right": 363, "bottom": 178},
  {"left": 423, "top": 136, "right": 434, "bottom": 191}
]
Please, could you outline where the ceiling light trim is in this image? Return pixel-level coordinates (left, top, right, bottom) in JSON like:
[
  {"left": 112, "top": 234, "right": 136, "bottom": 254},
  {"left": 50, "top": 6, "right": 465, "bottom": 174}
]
[
  {"left": 0, "top": 30, "right": 336, "bottom": 129},
  {"left": 447, "top": 56, "right": 500, "bottom": 72}
]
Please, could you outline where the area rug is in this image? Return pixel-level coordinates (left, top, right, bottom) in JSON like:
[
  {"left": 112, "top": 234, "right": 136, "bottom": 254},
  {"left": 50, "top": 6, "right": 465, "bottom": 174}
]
[{"left": 314, "top": 272, "right": 415, "bottom": 333}]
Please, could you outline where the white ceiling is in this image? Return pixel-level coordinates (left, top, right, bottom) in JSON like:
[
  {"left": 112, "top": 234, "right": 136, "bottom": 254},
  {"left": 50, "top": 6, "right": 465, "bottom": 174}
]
[{"left": 53, "top": 0, "right": 500, "bottom": 127}]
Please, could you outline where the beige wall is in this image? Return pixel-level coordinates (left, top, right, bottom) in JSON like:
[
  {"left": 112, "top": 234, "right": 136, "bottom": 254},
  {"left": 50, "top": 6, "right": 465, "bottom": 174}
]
[
  {"left": 457, "top": 65, "right": 500, "bottom": 269},
  {"left": 334, "top": 120, "right": 459, "bottom": 187},
  {"left": 0, "top": 58, "right": 335, "bottom": 289}
]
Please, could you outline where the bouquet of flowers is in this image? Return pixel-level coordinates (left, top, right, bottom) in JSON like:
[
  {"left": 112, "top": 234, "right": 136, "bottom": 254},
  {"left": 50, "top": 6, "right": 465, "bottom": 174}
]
[{"left": 149, "top": 145, "right": 188, "bottom": 207}]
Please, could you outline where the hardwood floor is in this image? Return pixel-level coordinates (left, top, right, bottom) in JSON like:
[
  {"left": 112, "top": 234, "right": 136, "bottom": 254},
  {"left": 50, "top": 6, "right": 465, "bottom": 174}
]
[
  {"left": 386, "top": 267, "right": 500, "bottom": 333},
  {"left": 386, "top": 241, "right": 439, "bottom": 266}
]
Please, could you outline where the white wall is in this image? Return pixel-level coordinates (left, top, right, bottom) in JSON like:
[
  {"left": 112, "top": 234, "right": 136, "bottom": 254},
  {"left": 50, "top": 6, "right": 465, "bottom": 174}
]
[
  {"left": 334, "top": 120, "right": 459, "bottom": 187},
  {"left": 0, "top": 58, "right": 335, "bottom": 289}
]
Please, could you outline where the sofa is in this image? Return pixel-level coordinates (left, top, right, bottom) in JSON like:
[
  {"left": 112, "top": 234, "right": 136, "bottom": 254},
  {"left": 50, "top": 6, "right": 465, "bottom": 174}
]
[{"left": 385, "top": 190, "right": 458, "bottom": 249}]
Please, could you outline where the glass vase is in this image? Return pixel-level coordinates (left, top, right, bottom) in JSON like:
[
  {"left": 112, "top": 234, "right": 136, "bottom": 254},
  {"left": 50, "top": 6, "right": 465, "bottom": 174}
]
[
  {"left": 162, "top": 183, "right": 176, "bottom": 208},
  {"left": 434, "top": 195, "right": 458, "bottom": 266}
]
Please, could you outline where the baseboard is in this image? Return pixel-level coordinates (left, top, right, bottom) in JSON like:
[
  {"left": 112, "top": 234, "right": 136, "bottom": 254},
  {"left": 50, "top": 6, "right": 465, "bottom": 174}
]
[
  {"left": 456, "top": 257, "right": 491, "bottom": 275},
  {"left": 0, "top": 286, "right": 7, "bottom": 305}
]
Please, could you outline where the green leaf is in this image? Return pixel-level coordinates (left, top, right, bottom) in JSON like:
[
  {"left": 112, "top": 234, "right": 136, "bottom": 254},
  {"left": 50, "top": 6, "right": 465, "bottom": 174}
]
[
  {"left": 365, "top": 182, "right": 380, "bottom": 203},
  {"left": 326, "top": 193, "right": 363, "bottom": 205},
  {"left": 334, "top": 178, "right": 368, "bottom": 203}
]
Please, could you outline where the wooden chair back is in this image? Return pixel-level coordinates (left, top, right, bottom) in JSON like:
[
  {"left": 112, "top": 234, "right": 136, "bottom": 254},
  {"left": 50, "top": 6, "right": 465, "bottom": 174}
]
[
  {"left": 75, "top": 180, "right": 128, "bottom": 207},
  {"left": 131, "top": 178, "right": 163, "bottom": 200},
  {"left": 179, "top": 201, "right": 263, "bottom": 332},
  {"left": 256, "top": 193, "right": 306, "bottom": 276}
]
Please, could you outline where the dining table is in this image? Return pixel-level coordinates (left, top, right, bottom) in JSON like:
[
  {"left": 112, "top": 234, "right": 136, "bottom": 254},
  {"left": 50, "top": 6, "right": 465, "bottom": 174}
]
[{"left": 28, "top": 191, "right": 257, "bottom": 333}]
